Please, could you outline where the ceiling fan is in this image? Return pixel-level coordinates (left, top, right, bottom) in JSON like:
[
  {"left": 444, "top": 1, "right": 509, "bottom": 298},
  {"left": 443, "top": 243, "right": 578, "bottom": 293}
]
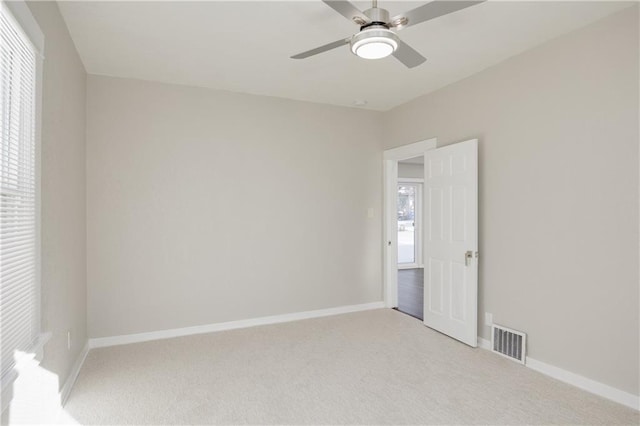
[{"left": 291, "top": 0, "right": 484, "bottom": 68}]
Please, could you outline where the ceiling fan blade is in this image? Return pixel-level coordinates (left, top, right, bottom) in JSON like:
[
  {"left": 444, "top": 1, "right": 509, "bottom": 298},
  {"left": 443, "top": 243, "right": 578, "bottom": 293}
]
[
  {"left": 392, "top": 40, "right": 427, "bottom": 68},
  {"left": 391, "top": 1, "right": 484, "bottom": 30},
  {"left": 322, "top": 0, "right": 369, "bottom": 25},
  {"left": 291, "top": 38, "right": 350, "bottom": 59}
]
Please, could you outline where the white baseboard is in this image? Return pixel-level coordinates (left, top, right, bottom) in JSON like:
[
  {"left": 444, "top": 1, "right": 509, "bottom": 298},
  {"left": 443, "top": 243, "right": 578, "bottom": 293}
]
[
  {"left": 477, "top": 335, "right": 639, "bottom": 411},
  {"left": 478, "top": 336, "right": 491, "bottom": 350},
  {"left": 89, "top": 301, "right": 386, "bottom": 349},
  {"left": 59, "top": 341, "right": 89, "bottom": 405},
  {"left": 526, "top": 357, "right": 639, "bottom": 411}
]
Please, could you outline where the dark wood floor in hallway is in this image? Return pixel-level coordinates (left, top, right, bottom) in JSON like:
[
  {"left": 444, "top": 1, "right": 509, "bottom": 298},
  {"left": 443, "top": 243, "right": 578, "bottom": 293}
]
[{"left": 397, "top": 268, "right": 424, "bottom": 320}]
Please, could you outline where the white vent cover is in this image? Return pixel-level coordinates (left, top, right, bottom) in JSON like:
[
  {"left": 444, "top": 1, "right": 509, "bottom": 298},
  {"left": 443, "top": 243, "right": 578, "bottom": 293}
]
[{"left": 491, "top": 324, "right": 526, "bottom": 364}]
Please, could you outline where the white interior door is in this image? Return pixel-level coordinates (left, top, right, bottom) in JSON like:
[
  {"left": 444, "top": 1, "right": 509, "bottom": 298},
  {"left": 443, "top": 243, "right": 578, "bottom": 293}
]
[{"left": 423, "top": 139, "right": 478, "bottom": 347}]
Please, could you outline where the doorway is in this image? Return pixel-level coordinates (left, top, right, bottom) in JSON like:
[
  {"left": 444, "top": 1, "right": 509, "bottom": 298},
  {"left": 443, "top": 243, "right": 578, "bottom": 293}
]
[
  {"left": 384, "top": 138, "right": 479, "bottom": 347},
  {"left": 382, "top": 138, "right": 436, "bottom": 311}
]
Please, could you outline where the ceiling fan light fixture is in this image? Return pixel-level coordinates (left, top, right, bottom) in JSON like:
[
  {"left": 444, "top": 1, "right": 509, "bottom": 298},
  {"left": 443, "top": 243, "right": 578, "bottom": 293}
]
[{"left": 350, "top": 27, "right": 398, "bottom": 60}]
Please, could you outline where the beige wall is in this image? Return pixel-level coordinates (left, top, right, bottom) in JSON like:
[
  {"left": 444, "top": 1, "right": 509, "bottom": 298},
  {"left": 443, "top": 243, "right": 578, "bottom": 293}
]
[
  {"left": 383, "top": 8, "right": 639, "bottom": 395},
  {"left": 86, "top": 75, "right": 383, "bottom": 338},
  {"left": 26, "top": 2, "right": 87, "bottom": 387},
  {"left": 398, "top": 163, "right": 424, "bottom": 180}
]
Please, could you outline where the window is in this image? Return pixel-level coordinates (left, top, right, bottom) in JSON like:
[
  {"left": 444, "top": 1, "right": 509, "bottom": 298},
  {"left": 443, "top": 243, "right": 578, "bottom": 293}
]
[
  {"left": 397, "top": 182, "right": 421, "bottom": 267},
  {"left": 0, "top": 1, "right": 43, "bottom": 405}
]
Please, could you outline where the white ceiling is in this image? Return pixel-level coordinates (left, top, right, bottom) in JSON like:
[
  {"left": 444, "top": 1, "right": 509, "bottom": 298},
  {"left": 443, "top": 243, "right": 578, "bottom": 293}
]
[{"left": 58, "top": 1, "right": 633, "bottom": 111}]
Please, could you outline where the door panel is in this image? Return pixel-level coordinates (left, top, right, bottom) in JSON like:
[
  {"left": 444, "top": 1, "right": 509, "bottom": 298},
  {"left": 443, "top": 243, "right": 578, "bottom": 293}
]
[
  {"left": 423, "top": 139, "right": 478, "bottom": 347},
  {"left": 428, "top": 258, "right": 444, "bottom": 314}
]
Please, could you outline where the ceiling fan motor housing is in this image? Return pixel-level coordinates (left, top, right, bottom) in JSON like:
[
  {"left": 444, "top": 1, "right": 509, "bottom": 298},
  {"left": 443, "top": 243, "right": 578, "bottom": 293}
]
[
  {"left": 362, "top": 7, "right": 390, "bottom": 26},
  {"left": 349, "top": 7, "right": 399, "bottom": 60}
]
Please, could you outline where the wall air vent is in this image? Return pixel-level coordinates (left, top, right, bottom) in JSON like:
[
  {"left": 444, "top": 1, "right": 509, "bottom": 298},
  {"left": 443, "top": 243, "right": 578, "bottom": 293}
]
[{"left": 491, "top": 324, "right": 526, "bottom": 364}]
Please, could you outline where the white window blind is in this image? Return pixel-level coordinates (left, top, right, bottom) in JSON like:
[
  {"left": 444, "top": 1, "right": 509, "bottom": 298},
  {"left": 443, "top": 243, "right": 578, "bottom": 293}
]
[{"left": 0, "top": 4, "right": 39, "bottom": 384}]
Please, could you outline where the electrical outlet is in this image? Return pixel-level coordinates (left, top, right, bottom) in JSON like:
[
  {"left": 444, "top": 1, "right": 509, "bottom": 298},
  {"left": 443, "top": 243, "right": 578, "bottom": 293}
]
[
  {"left": 484, "top": 312, "right": 493, "bottom": 326},
  {"left": 67, "top": 331, "right": 71, "bottom": 350}
]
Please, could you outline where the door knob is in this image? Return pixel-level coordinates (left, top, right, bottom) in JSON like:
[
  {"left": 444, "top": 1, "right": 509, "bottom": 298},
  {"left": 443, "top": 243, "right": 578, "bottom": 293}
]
[{"left": 465, "top": 250, "right": 473, "bottom": 266}]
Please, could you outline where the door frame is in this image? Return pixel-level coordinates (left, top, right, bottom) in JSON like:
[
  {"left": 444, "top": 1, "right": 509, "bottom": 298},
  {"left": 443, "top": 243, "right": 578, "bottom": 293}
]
[{"left": 383, "top": 138, "right": 437, "bottom": 308}]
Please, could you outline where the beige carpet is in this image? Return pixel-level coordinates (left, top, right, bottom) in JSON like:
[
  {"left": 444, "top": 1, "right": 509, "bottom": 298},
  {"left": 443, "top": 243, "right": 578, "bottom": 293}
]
[{"left": 64, "top": 309, "right": 638, "bottom": 425}]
